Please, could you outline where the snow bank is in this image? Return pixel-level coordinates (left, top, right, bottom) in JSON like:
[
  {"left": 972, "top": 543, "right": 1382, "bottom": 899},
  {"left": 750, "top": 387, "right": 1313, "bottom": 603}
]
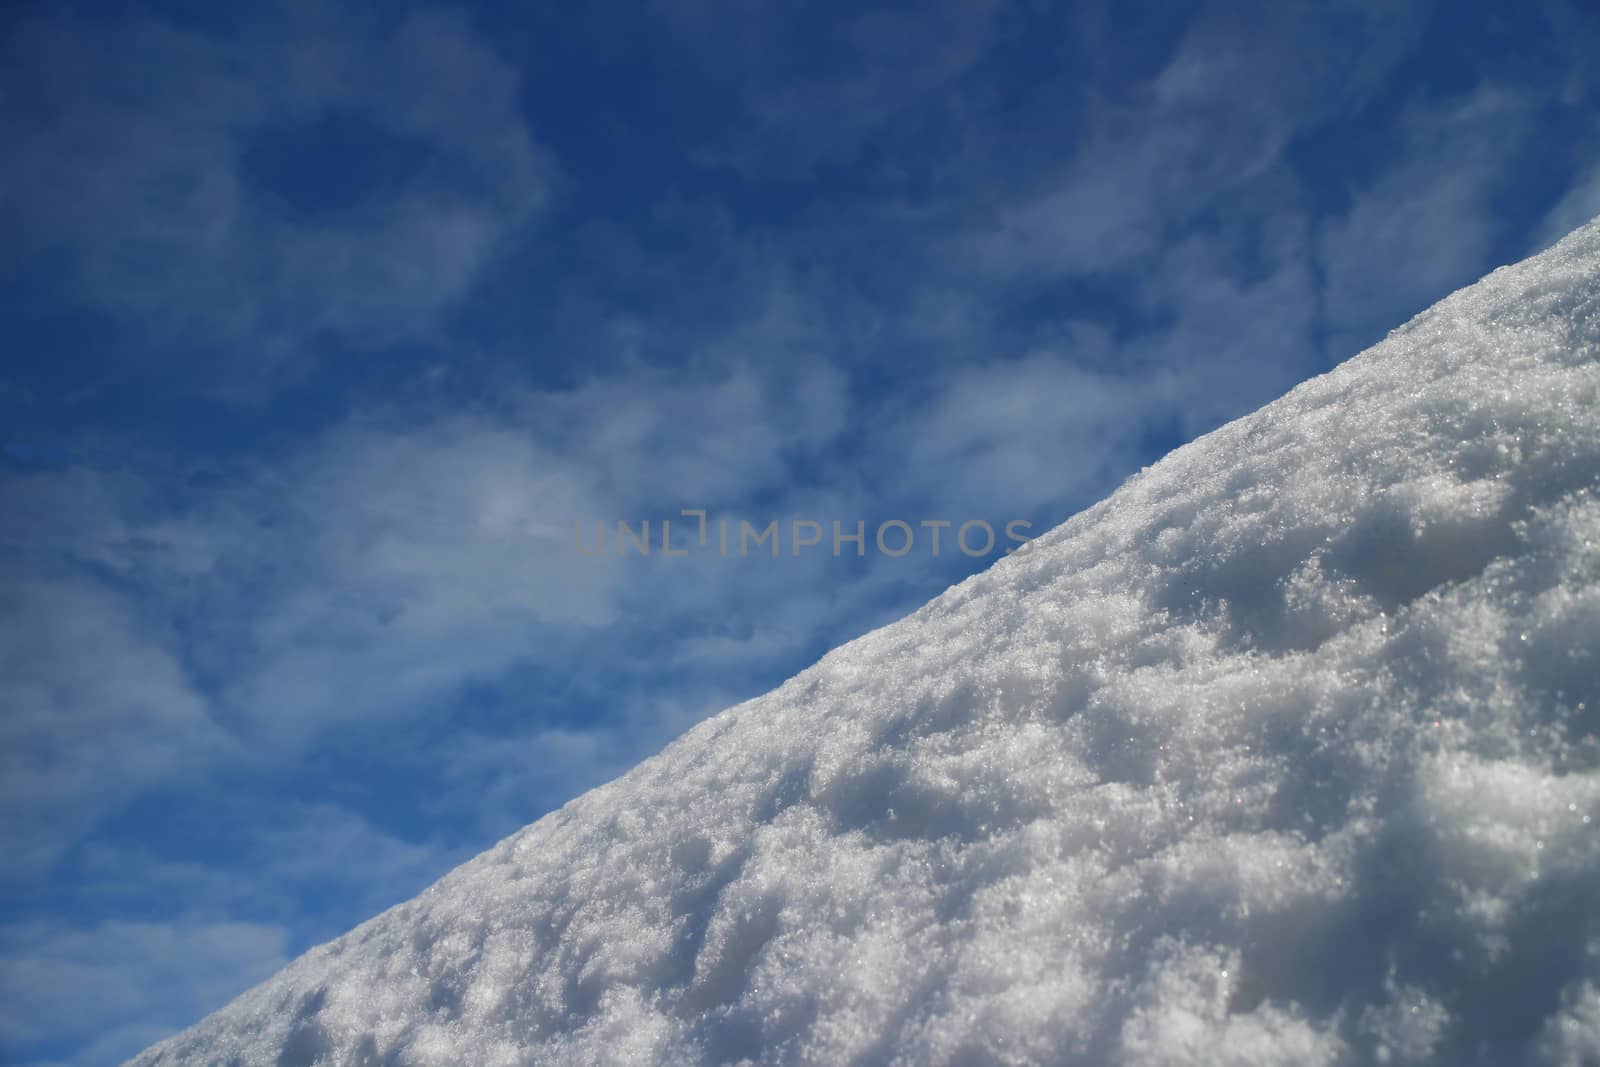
[{"left": 130, "top": 219, "right": 1600, "bottom": 1066}]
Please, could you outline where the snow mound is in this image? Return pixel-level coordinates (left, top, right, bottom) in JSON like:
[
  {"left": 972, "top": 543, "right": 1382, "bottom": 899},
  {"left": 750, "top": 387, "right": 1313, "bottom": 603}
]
[{"left": 131, "top": 220, "right": 1600, "bottom": 1066}]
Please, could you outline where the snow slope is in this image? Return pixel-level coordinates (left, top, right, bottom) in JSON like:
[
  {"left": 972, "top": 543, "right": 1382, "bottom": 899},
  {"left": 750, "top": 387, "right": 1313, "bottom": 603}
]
[{"left": 131, "top": 220, "right": 1600, "bottom": 1066}]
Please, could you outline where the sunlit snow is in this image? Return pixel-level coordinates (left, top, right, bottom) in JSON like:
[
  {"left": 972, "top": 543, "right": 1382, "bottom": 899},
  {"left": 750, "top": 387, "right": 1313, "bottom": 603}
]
[{"left": 131, "top": 219, "right": 1600, "bottom": 1065}]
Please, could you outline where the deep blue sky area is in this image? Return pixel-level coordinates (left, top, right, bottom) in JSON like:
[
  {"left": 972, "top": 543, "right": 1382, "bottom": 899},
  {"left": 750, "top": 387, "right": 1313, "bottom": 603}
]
[{"left": 2, "top": 1, "right": 1598, "bottom": 1062}]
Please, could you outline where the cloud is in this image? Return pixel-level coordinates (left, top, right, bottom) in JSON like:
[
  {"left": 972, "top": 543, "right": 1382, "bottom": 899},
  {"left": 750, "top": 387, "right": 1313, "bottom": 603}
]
[
  {"left": 641, "top": 0, "right": 1002, "bottom": 174},
  {"left": 966, "top": 0, "right": 1426, "bottom": 280},
  {"left": 59, "top": 800, "right": 463, "bottom": 942},
  {"left": 196, "top": 420, "right": 618, "bottom": 747},
  {"left": 229, "top": 802, "right": 463, "bottom": 937},
  {"left": 0, "top": 919, "right": 289, "bottom": 1065},
  {"left": 882, "top": 347, "right": 1158, "bottom": 518},
  {"left": 1319, "top": 88, "right": 1542, "bottom": 355},
  {"left": 1535, "top": 162, "right": 1600, "bottom": 253},
  {"left": 0, "top": 6, "right": 547, "bottom": 395},
  {"left": 206, "top": 357, "right": 849, "bottom": 745},
  {"left": 517, "top": 358, "right": 851, "bottom": 509},
  {"left": 1137, "top": 221, "right": 1323, "bottom": 434},
  {"left": 0, "top": 802, "right": 469, "bottom": 1062},
  {"left": 0, "top": 345, "right": 853, "bottom": 754},
  {"left": 425, "top": 690, "right": 737, "bottom": 843},
  {"left": 0, "top": 567, "right": 228, "bottom": 878}
]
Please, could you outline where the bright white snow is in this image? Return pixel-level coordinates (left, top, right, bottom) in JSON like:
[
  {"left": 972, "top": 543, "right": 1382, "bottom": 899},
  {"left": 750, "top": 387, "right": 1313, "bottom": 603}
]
[{"left": 130, "top": 219, "right": 1600, "bottom": 1066}]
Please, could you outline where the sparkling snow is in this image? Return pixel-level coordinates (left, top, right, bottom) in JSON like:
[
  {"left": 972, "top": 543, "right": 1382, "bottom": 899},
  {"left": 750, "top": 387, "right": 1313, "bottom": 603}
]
[{"left": 130, "top": 219, "right": 1600, "bottom": 1066}]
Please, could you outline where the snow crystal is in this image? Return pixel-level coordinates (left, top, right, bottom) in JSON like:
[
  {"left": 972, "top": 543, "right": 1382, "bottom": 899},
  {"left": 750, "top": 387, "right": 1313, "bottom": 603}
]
[{"left": 129, "top": 218, "right": 1600, "bottom": 1065}]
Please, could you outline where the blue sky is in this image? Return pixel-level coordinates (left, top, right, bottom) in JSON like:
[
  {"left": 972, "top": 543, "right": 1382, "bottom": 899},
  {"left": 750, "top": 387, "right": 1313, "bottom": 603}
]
[{"left": 1, "top": 0, "right": 1597, "bottom": 1062}]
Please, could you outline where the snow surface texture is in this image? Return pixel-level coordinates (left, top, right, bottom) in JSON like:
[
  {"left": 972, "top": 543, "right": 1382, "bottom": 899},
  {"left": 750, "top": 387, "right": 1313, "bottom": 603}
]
[{"left": 132, "top": 220, "right": 1600, "bottom": 1067}]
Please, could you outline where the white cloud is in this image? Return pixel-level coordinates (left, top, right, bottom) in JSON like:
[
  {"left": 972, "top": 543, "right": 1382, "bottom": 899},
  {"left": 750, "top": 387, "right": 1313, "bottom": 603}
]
[
  {"left": 1534, "top": 161, "right": 1600, "bottom": 253},
  {"left": 0, "top": 919, "right": 289, "bottom": 1064},
  {"left": 518, "top": 359, "right": 851, "bottom": 509},
  {"left": 212, "top": 418, "right": 619, "bottom": 745},
  {"left": 646, "top": 0, "right": 1002, "bottom": 174},
  {"left": 0, "top": 349, "right": 852, "bottom": 758},
  {"left": 969, "top": 0, "right": 1425, "bottom": 279},
  {"left": 883, "top": 349, "right": 1157, "bottom": 517},
  {"left": 0, "top": 7, "right": 547, "bottom": 394},
  {"left": 0, "top": 569, "right": 228, "bottom": 878},
  {"left": 60, "top": 801, "right": 465, "bottom": 944},
  {"left": 1318, "top": 88, "right": 1540, "bottom": 354},
  {"left": 1138, "top": 223, "right": 1323, "bottom": 436}
]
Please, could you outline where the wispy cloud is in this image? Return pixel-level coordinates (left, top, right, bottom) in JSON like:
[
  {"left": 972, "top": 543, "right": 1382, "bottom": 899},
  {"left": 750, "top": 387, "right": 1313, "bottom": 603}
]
[
  {"left": 1319, "top": 88, "right": 1542, "bottom": 356},
  {"left": 0, "top": 7, "right": 546, "bottom": 396},
  {"left": 882, "top": 349, "right": 1156, "bottom": 518},
  {"left": 0, "top": 568, "right": 227, "bottom": 878},
  {"left": 1535, "top": 154, "right": 1600, "bottom": 252},
  {"left": 0, "top": 918, "right": 289, "bottom": 1066},
  {"left": 642, "top": 0, "right": 1003, "bottom": 174},
  {"left": 961, "top": 0, "right": 1425, "bottom": 280}
]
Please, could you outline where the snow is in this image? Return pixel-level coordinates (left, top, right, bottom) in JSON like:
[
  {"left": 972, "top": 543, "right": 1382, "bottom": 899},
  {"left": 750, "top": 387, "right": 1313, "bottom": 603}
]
[{"left": 129, "top": 218, "right": 1600, "bottom": 1066}]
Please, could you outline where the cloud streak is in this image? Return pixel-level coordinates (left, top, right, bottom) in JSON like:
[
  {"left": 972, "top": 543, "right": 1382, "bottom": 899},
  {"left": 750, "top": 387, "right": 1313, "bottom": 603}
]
[{"left": 1, "top": 7, "right": 546, "bottom": 396}]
